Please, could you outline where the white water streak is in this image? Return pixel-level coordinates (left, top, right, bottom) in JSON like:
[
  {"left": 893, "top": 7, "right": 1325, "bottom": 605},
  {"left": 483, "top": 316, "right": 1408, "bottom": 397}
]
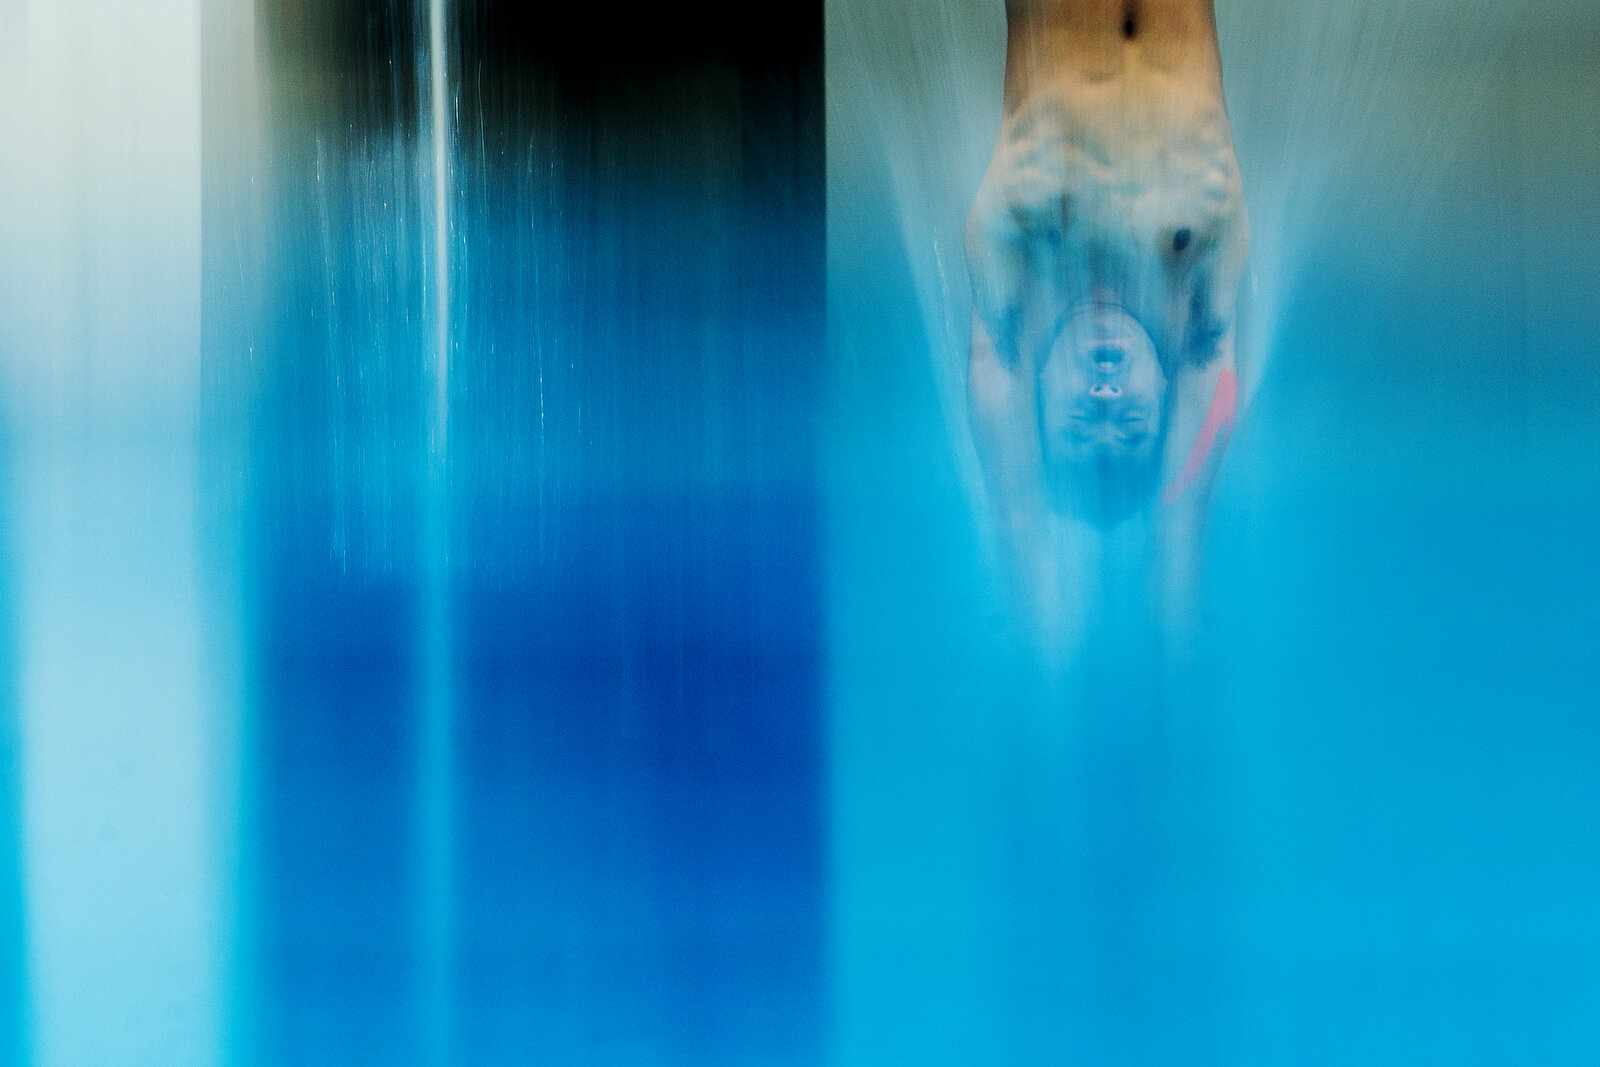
[{"left": 420, "top": 0, "right": 454, "bottom": 1059}]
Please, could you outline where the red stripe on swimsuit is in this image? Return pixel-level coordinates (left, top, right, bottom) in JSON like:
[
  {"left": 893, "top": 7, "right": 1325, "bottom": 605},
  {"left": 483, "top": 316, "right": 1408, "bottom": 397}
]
[{"left": 1161, "top": 366, "right": 1237, "bottom": 507}]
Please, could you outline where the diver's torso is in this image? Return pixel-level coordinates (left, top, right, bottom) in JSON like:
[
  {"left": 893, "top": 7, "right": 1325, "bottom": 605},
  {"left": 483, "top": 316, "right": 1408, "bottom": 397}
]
[
  {"left": 1002, "top": 0, "right": 1225, "bottom": 109},
  {"left": 978, "top": 5, "right": 1247, "bottom": 376}
]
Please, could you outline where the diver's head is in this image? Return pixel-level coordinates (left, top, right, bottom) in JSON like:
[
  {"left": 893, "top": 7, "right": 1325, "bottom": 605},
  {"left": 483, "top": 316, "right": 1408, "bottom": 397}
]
[{"left": 1037, "top": 302, "right": 1168, "bottom": 526}]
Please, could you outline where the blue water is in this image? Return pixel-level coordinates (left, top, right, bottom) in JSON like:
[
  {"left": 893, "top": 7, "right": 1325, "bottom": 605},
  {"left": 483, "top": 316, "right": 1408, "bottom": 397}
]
[{"left": 0, "top": 0, "right": 1596, "bottom": 1063}]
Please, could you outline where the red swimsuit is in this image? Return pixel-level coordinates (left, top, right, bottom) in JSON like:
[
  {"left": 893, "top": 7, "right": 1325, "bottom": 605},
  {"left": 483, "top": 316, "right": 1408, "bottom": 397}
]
[{"left": 1161, "top": 367, "right": 1237, "bottom": 507}]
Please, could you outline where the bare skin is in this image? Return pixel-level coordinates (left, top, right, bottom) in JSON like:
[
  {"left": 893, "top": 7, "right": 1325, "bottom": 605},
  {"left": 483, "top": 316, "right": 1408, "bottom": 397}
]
[{"left": 966, "top": 0, "right": 1249, "bottom": 660}]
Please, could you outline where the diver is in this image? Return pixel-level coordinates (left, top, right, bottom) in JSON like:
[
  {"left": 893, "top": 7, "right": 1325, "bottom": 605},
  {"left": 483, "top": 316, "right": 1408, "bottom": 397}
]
[{"left": 966, "top": 0, "right": 1249, "bottom": 660}]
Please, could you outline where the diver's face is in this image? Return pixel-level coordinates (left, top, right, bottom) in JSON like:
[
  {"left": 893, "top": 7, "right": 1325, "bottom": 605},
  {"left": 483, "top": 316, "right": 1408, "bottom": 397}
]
[{"left": 1037, "top": 302, "right": 1167, "bottom": 473}]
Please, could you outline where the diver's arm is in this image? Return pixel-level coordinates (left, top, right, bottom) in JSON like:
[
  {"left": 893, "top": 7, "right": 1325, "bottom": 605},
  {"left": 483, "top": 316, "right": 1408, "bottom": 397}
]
[
  {"left": 968, "top": 312, "right": 1043, "bottom": 541},
  {"left": 1153, "top": 329, "right": 1237, "bottom": 635},
  {"left": 969, "top": 310, "right": 1075, "bottom": 654}
]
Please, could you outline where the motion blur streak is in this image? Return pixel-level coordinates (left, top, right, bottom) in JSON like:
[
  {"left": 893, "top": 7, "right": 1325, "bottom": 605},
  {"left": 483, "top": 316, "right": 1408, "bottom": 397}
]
[
  {"left": 199, "top": 1, "right": 825, "bottom": 1063},
  {"left": 419, "top": 0, "right": 456, "bottom": 1059},
  {"left": 0, "top": 1, "right": 223, "bottom": 1064}
]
